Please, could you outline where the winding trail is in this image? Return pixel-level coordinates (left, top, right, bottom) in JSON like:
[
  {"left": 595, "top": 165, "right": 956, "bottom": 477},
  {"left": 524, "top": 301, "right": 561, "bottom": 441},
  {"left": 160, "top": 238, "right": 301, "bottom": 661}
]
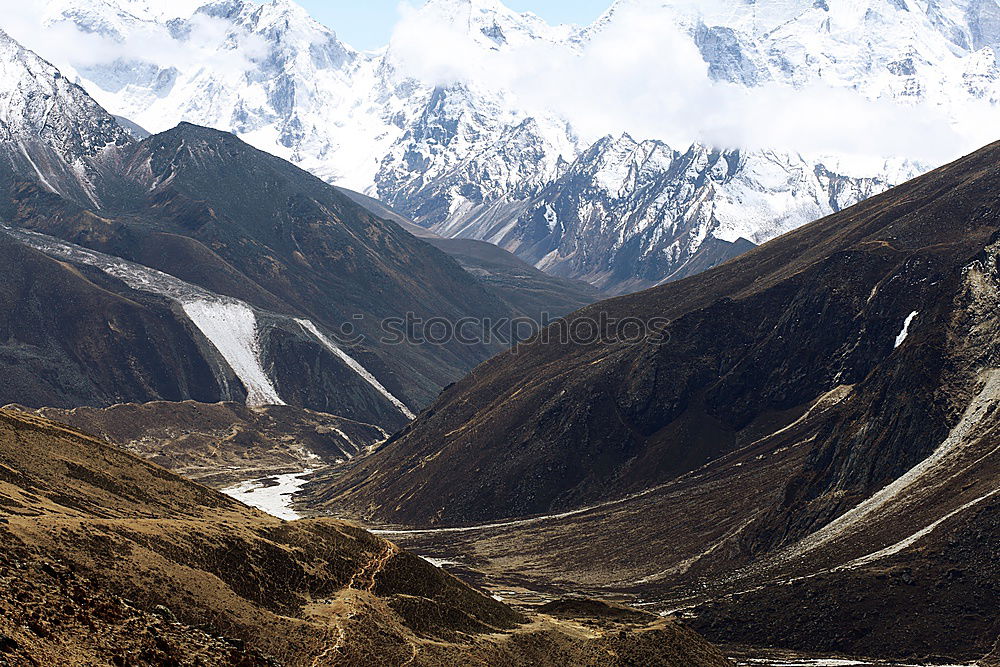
[
  {"left": 347, "top": 543, "right": 398, "bottom": 593},
  {"left": 310, "top": 542, "right": 400, "bottom": 665}
]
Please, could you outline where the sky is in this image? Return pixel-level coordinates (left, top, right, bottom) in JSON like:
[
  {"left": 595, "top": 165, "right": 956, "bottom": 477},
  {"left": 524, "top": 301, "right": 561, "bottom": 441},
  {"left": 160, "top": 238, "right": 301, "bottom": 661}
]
[{"left": 294, "top": 0, "right": 611, "bottom": 50}]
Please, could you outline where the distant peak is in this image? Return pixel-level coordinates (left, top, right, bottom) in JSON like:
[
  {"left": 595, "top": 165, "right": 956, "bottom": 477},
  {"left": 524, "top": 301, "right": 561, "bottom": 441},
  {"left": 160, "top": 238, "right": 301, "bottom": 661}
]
[
  {"left": 110, "top": 0, "right": 206, "bottom": 20},
  {"left": 247, "top": 0, "right": 340, "bottom": 37},
  {"left": 417, "top": 0, "right": 551, "bottom": 24},
  {"left": 263, "top": 0, "right": 311, "bottom": 16},
  {"left": 413, "top": 0, "right": 572, "bottom": 47},
  {"left": 422, "top": 0, "right": 509, "bottom": 11}
]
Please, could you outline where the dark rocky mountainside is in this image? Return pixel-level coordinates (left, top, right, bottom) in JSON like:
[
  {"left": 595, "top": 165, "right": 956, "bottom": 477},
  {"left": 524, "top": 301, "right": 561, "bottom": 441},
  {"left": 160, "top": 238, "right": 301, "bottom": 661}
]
[
  {"left": 384, "top": 398, "right": 999, "bottom": 661},
  {"left": 337, "top": 186, "right": 605, "bottom": 321},
  {"left": 2, "top": 122, "right": 515, "bottom": 413},
  {"left": 318, "top": 139, "right": 1000, "bottom": 525},
  {"left": 0, "top": 30, "right": 596, "bottom": 429},
  {"left": 0, "top": 408, "right": 732, "bottom": 666},
  {"left": 309, "top": 139, "right": 1000, "bottom": 661},
  {"left": 0, "top": 233, "right": 226, "bottom": 408},
  {"left": 421, "top": 236, "right": 606, "bottom": 323}
]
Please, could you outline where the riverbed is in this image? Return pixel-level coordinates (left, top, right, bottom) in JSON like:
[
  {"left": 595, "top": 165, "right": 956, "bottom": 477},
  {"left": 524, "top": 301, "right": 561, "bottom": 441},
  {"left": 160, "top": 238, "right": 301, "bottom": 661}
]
[{"left": 221, "top": 468, "right": 316, "bottom": 521}]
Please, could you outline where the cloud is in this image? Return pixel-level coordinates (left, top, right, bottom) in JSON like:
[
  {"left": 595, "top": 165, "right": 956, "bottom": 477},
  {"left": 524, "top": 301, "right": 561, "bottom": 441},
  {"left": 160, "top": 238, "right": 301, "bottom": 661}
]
[
  {"left": 2, "top": 2, "right": 268, "bottom": 84},
  {"left": 2, "top": 0, "right": 992, "bottom": 167},
  {"left": 387, "top": 0, "right": 990, "bottom": 166}
]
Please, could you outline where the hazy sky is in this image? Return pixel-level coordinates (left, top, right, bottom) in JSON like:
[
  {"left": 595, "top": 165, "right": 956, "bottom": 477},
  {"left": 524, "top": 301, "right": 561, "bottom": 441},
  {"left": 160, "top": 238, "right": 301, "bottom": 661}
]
[{"left": 294, "top": 1, "right": 611, "bottom": 50}]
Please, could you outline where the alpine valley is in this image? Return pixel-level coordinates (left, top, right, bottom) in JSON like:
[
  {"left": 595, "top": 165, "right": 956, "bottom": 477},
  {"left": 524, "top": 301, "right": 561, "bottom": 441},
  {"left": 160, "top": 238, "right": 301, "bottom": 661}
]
[{"left": 1, "top": 1, "right": 999, "bottom": 666}]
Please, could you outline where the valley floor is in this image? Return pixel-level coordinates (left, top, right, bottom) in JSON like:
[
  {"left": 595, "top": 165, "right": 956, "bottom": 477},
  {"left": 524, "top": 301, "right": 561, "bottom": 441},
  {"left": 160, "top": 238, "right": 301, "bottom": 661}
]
[{"left": 729, "top": 649, "right": 978, "bottom": 666}]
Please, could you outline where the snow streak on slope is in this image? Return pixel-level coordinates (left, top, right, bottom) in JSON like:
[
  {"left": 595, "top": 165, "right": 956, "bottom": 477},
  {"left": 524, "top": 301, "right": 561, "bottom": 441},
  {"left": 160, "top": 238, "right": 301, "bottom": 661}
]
[
  {"left": 296, "top": 319, "right": 415, "bottom": 420},
  {"left": 183, "top": 300, "right": 284, "bottom": 407},
  {"left": 783, "top": 369, "right": 1000, "bottom": 562},
  {"left": 843, "top": 487, "right": 1000, "bottom": 568},
  {"left": 1, "top": 225, "right": 284, "bottom": 407},
  {"left": 894, "top": 311, "right": 919, "bottom": 348},
  {"left": 0, "top": 225, "right": 216, "bottom": 300}
]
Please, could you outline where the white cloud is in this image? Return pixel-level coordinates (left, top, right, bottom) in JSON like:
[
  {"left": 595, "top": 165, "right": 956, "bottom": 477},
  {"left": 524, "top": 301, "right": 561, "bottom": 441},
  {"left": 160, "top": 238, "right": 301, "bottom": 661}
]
[
  {"left": 387, "top": 0, "right": 991, "bottom": 165},
  {"left": 1, "top": 0, "right": 994, "bottom": 167},
  {"left": 2, "top": 2, "right": 268, "bottom": 84}
]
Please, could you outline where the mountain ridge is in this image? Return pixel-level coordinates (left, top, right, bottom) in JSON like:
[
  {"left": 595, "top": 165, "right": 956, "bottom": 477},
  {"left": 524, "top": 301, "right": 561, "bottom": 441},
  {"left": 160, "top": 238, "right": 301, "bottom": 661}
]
[
  {"left": 307, "top": 137, "right": 1000, "bottom": 661},
  {"left": 26, "top": 0, "right": 991, "bottom": 291},
  {"left": 0, "top": 29, "right": 595, "bottom": 429},
  {"left": 314, "top": 136, "right": 1000, "bottom": 525}
]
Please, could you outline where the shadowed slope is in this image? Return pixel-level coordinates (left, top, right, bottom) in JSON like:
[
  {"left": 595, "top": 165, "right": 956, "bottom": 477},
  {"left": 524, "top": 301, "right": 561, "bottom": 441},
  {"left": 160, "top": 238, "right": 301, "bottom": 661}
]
[
  {"left": 307, "top": 140, "right": 1000, "bottom": 661},
  {"left": 316, "top": 139, "right": 1000, "bottom": 526}
]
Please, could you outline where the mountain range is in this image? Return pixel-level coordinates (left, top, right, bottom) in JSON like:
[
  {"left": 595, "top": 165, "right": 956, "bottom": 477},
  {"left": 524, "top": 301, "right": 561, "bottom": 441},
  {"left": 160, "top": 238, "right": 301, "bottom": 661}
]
[
  {"left": 25, "top": 0, "right": 999, "bottom": 292},
  {"left": 2, "top": 1, "right": 1000, "bottom": 665},
  {"left": 0, "top": 25, "right": 597, "bottom": 432}
]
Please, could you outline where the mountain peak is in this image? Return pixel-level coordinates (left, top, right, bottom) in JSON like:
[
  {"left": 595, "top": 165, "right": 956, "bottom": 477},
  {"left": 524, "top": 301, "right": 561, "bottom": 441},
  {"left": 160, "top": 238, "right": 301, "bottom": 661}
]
[
  {"left": 257, "top": 0, "right": 314, "bottom": 20},
  {"left": 0, "top": 27, "right": 130, "bottom": 204},
  {"left": 421, "top": 0, "right": 512, "bottom": 11},
  {"left": 415, "top": 0, "right": 574, "bottom": 47},
  {"left": 114, "top": 0, "right": 204, "bottom": 19}
]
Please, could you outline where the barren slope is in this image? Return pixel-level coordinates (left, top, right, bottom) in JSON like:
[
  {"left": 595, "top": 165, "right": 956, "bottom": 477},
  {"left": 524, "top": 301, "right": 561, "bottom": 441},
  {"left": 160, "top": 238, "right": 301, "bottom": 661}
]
[{"left": 0, "top": 409, "right": 731, "bottom": 666}]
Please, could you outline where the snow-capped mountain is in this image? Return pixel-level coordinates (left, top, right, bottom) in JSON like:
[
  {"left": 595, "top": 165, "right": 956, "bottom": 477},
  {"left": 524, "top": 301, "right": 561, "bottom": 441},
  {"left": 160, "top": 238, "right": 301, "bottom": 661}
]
[
  {"left": 0, "top": 27, "right": 130, "bottom": 206},
  {"left": 0, "top": 27, "right": 598, "bottom": 427},
  {"left": 18, "top": 0, "right": 1000, "bottom": 292},
  {"left": 447, "top": 135, "right": 914, "bottom": 291}
]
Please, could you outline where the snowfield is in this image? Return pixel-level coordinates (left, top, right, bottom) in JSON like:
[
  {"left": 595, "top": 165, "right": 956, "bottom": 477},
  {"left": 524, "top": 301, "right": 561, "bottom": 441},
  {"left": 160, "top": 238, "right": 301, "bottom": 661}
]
[{"left": 182, "top": 300, "right": 285, "bottom": 408}]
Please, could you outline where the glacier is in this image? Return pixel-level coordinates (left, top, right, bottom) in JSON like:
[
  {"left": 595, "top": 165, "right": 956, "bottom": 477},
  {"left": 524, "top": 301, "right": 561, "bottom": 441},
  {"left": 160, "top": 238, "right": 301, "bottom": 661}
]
[
  {"left": 0, "top": 225, "right": 420, "bottom": 416},
  {"left": 1, "top": 224, "right": 286, "bottom": 406}
]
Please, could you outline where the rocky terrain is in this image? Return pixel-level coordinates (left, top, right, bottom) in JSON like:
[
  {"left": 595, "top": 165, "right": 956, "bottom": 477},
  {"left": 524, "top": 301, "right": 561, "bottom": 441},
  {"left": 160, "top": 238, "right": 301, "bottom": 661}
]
[
  {"left": 337, "top": 186, "right": 604, "bottom": 321},
  {"left": 1, "top": 3, "right": 998, "bottom": 665},
  {"left": 11, "top": 401, "right": 385, "bottom": 487},
  {"left": 311, "top": 139, "right": 1000, "bottom": 662},
  {"left": 0, "top": 408, "right": 733, "bottom": 666}
]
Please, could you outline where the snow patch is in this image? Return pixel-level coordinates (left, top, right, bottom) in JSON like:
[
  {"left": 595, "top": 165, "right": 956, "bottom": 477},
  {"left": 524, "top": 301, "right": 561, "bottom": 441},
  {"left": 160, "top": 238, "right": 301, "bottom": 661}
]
[
  {"left": 419, "top": 555, "right": 462, "bottom": 568},
  {"left": 221, "top": 469, "right": 315, "bottom": 521},
  {"left": 183, "top": 300, "right": 284, "bottom": 408},
  {"left": 894, "top": 311, "right": 919, "bottom": 348},
  {"left": 1, "top": 226, "right": 285, "bottom": 408}
]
